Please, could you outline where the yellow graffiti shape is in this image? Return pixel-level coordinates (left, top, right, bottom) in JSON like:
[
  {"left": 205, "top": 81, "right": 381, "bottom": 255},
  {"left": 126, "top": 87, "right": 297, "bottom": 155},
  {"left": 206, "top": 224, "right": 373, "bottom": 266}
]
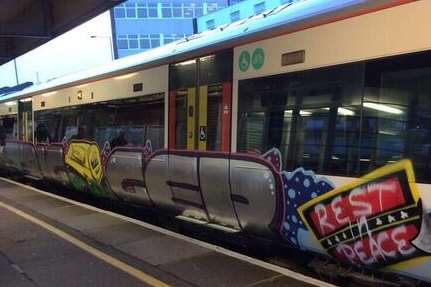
[{"left": 65, "top": 141, "right": 103, "bottom": 183}]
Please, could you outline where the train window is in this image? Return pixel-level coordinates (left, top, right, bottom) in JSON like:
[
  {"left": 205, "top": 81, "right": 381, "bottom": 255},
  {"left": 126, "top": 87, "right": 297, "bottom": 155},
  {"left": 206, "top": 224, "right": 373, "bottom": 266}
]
[
  {"left": 199, "top": 50, "right": 233, "bottom": 85},
  {"left": 170, "top": 59, "right": 197, "bottom": 91},
  {"left": 0, "top": 115, "right": 17, "bottom": 142},
  {"left": 362, "top": 52, "right": 431, "bottom": 182},
  {"left": 238, "top": 50, "right": 431, "bottom": 183},
  {"left": 238, "top": 63, "right": 363, "bottom": 176},
  {"left": 34, "top": 94, "right": 164, "bottom": 150}
]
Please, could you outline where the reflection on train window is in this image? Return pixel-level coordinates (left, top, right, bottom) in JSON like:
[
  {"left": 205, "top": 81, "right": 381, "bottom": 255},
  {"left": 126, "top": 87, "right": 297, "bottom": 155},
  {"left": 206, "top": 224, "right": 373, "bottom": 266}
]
[
  {"left": 362, "top": 52, "right": 431, "bottom": 181},
  {"left": 35, "top": 93, "right": 164, "bottom": 150},
  {"left": 238, "top": 63, "right": 363, "bottom": 176},
  {"left": 238, "top": 51, "right": 431, "bottom": 183},
  {"left": 0, "top": 115, "right": 17, "bottom": 142}
]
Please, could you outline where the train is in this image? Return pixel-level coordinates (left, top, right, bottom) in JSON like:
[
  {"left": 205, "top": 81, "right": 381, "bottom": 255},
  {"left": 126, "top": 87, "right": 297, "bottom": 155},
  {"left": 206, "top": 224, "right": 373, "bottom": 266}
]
[{"left": 1, "top": 0, "right": 431, "bottom": 284}]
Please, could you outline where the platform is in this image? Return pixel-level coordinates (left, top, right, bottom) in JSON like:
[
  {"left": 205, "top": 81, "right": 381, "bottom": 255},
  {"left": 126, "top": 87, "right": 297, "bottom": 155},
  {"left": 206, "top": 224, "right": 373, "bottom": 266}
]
[{"left": 0, "top": 178, "right": 335, "bottom": 287}]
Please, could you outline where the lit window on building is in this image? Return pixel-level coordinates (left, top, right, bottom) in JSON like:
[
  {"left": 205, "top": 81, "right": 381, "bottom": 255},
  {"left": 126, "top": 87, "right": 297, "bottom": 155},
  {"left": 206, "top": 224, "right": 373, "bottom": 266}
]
[
  {"left": 128, "top": 35, "right": 139, "bottom": 49},
  {"left": 114, "top": 4, "right": 126, "bottom": 18},
  {"left": 117, "top": 35, "right": 128, "bottom": 49},
  {"left": 254, "top": 2, "right": 266, "bottom": 14},
  {"left": 137, "top": 3, "right": 148, "bottom": 18},
  {"left": 139, "top": 35, "right": 150, "bottom": 49},
  {"left": 125, "top": 2, "right": 136, "bottom": 18},
  {"left": 207, "top": 2, "right": 218, "bottom": 13},
  {"left": 148, "top": 2, "right": 158, "bottom": 17},
  {"left": 150, "top": 34, "right": 161, "bottom": 48},
  {"left": 195, "top": 4, "right": 203, "bottom": 17},
  {"left": 183, "top": 4, "right": 194, "bottom": 17},
  {"left": 206, "top": 19, "right": 215, "bottom": 30},
  {"left": 230, "top": 10, "right": 240, "bottom": 22},
  {"left": 172, "top": 2, "right": 182, "bottom": 17},
  {"left": 162, "top": 3, "right": 173, "bottom": 18}
]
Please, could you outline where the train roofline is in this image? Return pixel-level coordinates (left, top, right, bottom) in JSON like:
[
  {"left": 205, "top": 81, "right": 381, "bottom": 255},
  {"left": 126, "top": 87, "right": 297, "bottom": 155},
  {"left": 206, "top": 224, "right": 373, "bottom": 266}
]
[{"left": 0, "top": 0, "right": 417, "bottom": 103}]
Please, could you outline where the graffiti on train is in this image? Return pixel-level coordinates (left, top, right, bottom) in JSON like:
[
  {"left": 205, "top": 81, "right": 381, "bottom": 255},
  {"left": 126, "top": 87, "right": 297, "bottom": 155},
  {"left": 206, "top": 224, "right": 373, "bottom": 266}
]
[
  {"left": 63, "top": 140, "right": 106, "bottom": 195},
  {"left": 261, "top": 148, "right": 431, "bottom": 269},
  {"left": 298, "top": 160, "right": 431, "bottom": 267},
  {"left": 65, "top": 141, "right": 103, "bottom": 183},
  {"left": 3, "top": 140, "right": 431, "bottom": 274},
  {"left": 62, "top": 139, "right": 153, "bottom": 196},
  {"left": 262, "top": 148, "right": 335, "bottom": 248}
]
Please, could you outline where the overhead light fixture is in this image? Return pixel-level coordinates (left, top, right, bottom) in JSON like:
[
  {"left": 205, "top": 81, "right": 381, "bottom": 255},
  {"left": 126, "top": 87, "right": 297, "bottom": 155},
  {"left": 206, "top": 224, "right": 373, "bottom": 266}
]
[
  {"left": 176, "top": 59, "right": 196, "bottom": 66},
  {"left": 200, "top": 55, "right": 214, "bottom": 62},
  {"left": 284, "top": 110, "right": 311, "bottom": 116},
  {"left": 322, "top": 107, "right": 355, "bottom": 116},
  {"left": 42, "top": 91, "right": 57, "bottom": 97},
  {"left": 5, "top": 101, "right": 16, "bottom": 106},
  {"left": 338, "top": 107, "right": 355, "bottom": 116},
  {"left": 363, "top": 102, "right": 403, "bottom": 115},
  {"left": 19, "top": 98, "right": 32, "bottom": 102},
  {"left": 114, "top": 73, "right": 137, "bottom": 80}
]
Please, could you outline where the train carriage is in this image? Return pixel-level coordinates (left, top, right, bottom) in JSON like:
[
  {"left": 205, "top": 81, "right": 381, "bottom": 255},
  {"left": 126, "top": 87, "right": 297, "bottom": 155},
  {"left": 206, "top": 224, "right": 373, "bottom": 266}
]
[{"left": 1, "top": 0, "right": 431, "bottom": 283}]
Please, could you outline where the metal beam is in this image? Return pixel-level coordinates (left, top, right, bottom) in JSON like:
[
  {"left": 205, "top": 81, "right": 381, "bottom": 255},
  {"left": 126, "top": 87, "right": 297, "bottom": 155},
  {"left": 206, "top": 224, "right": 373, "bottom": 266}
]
[{"left": 0, "top": 34, "right": 51, "bottom": 39}]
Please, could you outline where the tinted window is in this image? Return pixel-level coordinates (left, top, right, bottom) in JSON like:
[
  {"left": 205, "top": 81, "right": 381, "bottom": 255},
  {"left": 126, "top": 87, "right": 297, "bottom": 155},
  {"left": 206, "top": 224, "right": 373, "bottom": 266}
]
[
  {"left": 237, "top": 51, "right": 431, "bottom": 183},
  {"left": 238, "top": 63, "right": 363, "bottom": 176},
  {"left": 362, "top": 52, "right": 431, "bottom": 181},
  {"left": 35, "top": 94, "right": 164, "bottom": 150}
]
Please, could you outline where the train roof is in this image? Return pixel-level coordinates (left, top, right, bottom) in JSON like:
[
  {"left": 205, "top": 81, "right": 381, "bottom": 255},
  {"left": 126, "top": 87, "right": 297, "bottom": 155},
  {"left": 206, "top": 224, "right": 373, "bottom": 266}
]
[{"left": 0, "top": 0, "right": 411, "bottom": 102}]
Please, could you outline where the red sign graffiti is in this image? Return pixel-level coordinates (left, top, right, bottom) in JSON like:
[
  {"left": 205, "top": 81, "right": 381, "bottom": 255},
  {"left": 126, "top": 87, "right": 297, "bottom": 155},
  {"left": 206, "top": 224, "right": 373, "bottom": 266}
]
[
  {"left": 300, "top": 164, "right": 423, "bottom": 267},
  {"left": 309, "top": 177, "right": 406, "bottom": 237}
]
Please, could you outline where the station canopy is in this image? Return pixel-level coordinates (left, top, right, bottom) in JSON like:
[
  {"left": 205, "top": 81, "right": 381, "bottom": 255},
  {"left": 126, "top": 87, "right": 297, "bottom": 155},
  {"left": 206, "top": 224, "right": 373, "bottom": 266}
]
[{"left": 0, "top": 0, "right": 125, "bottom": 66}]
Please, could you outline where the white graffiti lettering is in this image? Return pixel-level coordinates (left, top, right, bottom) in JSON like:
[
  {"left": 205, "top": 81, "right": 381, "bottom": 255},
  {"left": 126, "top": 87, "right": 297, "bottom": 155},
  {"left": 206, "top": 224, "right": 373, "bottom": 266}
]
[
  {"left": 331, "top": 195, "right": 350, "bottom": 225},
  {"left": 392, "top": 225, "right": 416, "bottom": 256},
  {"left": 335, "top": 243, "right": 357, "bottom": 265},
  {"left": 349, "top": 187, "right": 372, "bottom": 217},
  {"left": 334, "top": 225, "right": 416, "bottom": 265},
  {"left": 354, "top": 240, "right": 375, "bottom": 265},
  {"left": 315, "top": 203, "right": 335, "bottom": 234}
]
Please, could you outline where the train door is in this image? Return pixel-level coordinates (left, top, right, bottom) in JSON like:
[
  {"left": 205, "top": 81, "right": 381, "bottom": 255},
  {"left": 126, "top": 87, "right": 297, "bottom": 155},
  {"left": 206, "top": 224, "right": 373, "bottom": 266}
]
[
  {"left": 166, "top": 50, "right": 233, "bottom": 223},
  {"left": 169, "top": 50, "right": 233, "bottom": 151},
  {"left": 18, "top": 99, "right": 33, "bottom": 142}
]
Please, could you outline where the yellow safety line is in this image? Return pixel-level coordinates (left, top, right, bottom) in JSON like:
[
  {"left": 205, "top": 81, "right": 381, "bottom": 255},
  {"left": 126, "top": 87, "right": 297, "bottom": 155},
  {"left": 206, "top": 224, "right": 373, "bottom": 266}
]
[{"left": 0, "top": 200, "right": 170, "bottom": 287}]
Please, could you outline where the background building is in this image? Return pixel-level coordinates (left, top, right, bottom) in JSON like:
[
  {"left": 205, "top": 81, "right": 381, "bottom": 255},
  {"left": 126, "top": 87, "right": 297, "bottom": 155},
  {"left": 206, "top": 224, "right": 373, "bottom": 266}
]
[
  {"left": 111, "top": 0, "right": 230, "bottom": 58},
  {"left": 196, "top": 0, "right": 301, "bottom": 32}
]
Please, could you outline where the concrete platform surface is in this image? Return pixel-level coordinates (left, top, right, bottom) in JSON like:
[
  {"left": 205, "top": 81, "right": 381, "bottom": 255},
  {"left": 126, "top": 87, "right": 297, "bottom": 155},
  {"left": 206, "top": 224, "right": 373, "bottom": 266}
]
[{"left": 0, "top": 178, "right": 336, "bottom": 287}]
